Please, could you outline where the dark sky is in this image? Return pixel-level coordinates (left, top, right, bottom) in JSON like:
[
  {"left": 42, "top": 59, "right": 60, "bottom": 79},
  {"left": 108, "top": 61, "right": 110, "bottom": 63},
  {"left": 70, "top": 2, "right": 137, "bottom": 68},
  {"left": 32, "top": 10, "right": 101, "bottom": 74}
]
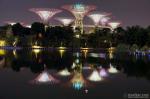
[{"left": 0, "top": 0, "right": 150, "bottom": 27}]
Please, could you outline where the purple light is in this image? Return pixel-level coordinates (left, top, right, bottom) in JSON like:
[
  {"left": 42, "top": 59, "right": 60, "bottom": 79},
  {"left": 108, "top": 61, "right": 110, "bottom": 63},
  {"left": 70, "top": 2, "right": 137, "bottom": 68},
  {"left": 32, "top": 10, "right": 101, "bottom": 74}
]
[{"left": 99, "top": 68, "right": 108, "bottom": 77}]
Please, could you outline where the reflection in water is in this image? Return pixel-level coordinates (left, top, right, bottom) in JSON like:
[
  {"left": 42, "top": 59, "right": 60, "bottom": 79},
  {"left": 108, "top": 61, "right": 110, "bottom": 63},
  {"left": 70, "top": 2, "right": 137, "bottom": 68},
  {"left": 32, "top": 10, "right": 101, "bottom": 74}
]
[
  {"left": 71, "top": 71, "right": 86, "bottom": 90},
  {"left": 99, "top": 68, "right": 108, "bottom": 77},
  {"left": 108, "top": 47, "right": 115, "bottom": 59},
  {"left": 0, "top": 48, "right": 150, "bottom": 92},
  {"left": 88, "top": 70, "right": 102, "bottom": 82},
  {"left": 0, "top": 49, "right": 5, "bottom": 56},
  {"left": 0, "top": 57, "right": 5, "bottom": 68},
  {"left": 59, "top": 49, "right": 65, "bottom": 58},
  {"left": 58, "top": 68, "right": 71, "bottom": 76},
  {"left": 108, "top": 63, "right": 118, "bottom": 74},
  {"left": 32, "top": 45, "right": 42, "bottom": 58},
  {"left": 32, "top": 71, "right": 59, "bottom": 84},
  {"left": 81, "top": 48, "right": 89, "bottom": 58}
]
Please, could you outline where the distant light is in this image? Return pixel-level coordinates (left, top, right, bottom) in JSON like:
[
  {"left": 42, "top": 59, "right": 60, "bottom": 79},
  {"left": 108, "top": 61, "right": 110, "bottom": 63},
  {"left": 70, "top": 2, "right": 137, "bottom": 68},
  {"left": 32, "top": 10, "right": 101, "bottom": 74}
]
[
  {"left": 0, "top": 40, "right": 6, "bottom": 46},
  {"left": 58, "top": 69, "right": 71, "bottom": 76},
  {"left": 108, "top": 22, "right": 120, "bottom": 30},
  {"left": 108, "top": 63, "right": 118, "bottom": 73},
  {"left": 58, "top": 49, "right": 66, "bottom": 58},
  {"left": 73, "top": 82, "right": 84, "bottom": 90},
  {"left": 85, "top": 89, "right": 89, "bottom": 93},
  {"left": 75, "top": 59, "right": 80, "bottom": 64},
  {"left": 32, "top": 45, "right": 42, "bottom": 54},
  {"left": 0, "top": 50, "right": 5, "bottom": 56},
  {"left": 88, "top": 70, "right": 102, "bottom": 82},
  {"left": 56, "top": 17, "right": 74, "bottom": 26},
  {"left": 75, "top": 34, "right": 80, "bottom": 38},
  {"left": 33, "top": 71, "right": 59, "bottom": 84},
  {"left": 25, "top": 25, "right": 31, "bottom": 28},
  {"left": 71, "top": 72, "right": 85, "bottom": 90},
  {"left": 74, "top": 3, "right": 85, "bottom": 11},
  {"left": 100, "top": 17, "right": 110, "bottom": 26},
  {"left": 88, "top": 13, "right": 106, "bottom": 25},
  {"left": 99, "top": 68, "right": 108, "bottom": 77},
  {"left": 90, "top": 53, "right": 106, "bottom": 58}
]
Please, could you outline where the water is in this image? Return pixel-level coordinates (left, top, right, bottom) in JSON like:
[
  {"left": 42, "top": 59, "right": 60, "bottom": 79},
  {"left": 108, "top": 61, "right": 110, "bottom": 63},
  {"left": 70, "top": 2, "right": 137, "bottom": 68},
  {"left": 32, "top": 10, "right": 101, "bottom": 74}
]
[{"left": 0, "top": 49, "right": 150, "bottom": 99}]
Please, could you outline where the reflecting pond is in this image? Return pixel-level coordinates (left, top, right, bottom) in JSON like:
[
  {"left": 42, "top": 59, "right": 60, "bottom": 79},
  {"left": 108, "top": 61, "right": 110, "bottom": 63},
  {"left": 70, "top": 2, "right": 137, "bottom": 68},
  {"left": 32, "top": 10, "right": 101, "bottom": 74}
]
[{"left": 0, "top": 48, "right": 150, "bottom": 99}]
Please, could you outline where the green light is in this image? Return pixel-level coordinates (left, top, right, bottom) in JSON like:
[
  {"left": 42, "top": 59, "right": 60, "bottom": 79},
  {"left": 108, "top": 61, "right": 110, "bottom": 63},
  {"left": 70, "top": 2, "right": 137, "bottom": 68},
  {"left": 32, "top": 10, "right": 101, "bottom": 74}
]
[{"left": 74, "top": 3, "right": 85, "bottom": 11}]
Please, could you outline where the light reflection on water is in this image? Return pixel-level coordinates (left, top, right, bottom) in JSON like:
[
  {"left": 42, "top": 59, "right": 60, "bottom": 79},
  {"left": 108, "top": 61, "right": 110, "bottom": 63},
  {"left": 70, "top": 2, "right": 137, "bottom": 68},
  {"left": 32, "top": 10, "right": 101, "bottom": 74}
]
[{"left": 0, "top": 48, "right": 150, "bottom": 98}]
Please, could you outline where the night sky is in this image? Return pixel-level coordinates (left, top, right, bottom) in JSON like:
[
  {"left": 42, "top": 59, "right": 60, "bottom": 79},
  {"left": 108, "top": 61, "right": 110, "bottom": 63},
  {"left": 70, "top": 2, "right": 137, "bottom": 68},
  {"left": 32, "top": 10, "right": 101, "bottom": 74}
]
[{"left": 0, "top": 0, "right": 150, "bottom": 27}]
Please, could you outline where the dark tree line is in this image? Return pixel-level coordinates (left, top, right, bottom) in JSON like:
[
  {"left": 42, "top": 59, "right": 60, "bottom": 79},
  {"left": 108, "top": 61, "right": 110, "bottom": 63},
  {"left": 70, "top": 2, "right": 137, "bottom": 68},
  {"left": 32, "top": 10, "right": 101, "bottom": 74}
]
[{"left": 0, "top": 22, "right": 150, "bottom": 48}]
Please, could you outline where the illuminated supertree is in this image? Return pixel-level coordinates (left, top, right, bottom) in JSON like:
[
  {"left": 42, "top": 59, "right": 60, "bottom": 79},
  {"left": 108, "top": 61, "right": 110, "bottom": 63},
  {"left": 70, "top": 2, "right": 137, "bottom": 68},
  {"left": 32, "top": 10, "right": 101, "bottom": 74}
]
[
  {"left": 108, "top": 63, "right": 118, "bottom": 74},
  {"left": 100, "top": 17, "right": 111, "bottom": 26},
  {"left": 5, "top": 21, "right": 16, "bottom": 25},
  {"left": 55, "top": 17, "right": 74, "bottom": 26},
  {"left": 58, "top": 68, "right": 71, "bottom": 76},
  {"left": 31, "top": 71, "right": 59, "bottom": 84},
  {"left": 108, "top": 21, "right": 121, "bottom": 31},
  {"left": 30, "top": 8, "right": 62, "bottom": 25},
  {"left": 88, "top": 12, "right": 108, "bottom": 26},
  {"left": 5, "top": 21, "right": 24, "bottom": 26},
  {"left": 88, "top": 70, "right": 102, "bottom": 82},
  {"left": 62, "top": 3, "right": 96, "bottom": 33}
]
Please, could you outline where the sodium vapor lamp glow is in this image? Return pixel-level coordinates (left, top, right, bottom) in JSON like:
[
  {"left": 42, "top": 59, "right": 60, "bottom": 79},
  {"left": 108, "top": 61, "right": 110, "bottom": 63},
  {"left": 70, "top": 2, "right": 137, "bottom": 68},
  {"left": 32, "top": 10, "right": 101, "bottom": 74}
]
[
  {"left": 108, "top": 63, "right": 118, "bottom": 73},
  {"left": 88, "top": 70, "right": 102, "bottom": 82},
  {"left": 30, "top": 8, "right": 62, "bottom": 25},
  {"left": 55, "top": 17, "right": 74, "bottom": 26}
]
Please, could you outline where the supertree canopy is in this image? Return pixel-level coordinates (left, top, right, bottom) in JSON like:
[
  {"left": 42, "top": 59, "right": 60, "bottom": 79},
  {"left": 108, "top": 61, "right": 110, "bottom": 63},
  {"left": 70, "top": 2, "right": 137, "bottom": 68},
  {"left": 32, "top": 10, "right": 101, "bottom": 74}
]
[
  {"left": 108, "top": 21, "right": 121, "bottom": 30},
  {"left": 62, "top": 3, "right": 96, "bottom": 33},
  {"left": 100, "top": 17, "right": 111, "bottom": 26},
  {"left": 88, "top": 12, "right": 109, "bottom": 26},
  {"left": 30, "top": 8, "right": 62, "bottom": 25},
  {"left": 55, "top": 17, "right": 74, "bottom": 26}
]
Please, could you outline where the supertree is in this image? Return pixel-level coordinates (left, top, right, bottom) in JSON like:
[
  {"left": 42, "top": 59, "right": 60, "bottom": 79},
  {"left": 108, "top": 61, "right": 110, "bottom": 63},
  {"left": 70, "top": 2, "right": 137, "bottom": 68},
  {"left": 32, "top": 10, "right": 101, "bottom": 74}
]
[
  {"left": 62, "top": 3, "right": 96, "bottom": 33},
  {"left": 5, "top": 21, "right": 24, "bottom": 26},
  {"left": 30, "top": 8, "right": 62, "bottom": 25},
  {"left": 108, "top": 21, "right": 121, "bottom": 31},
  {"left": 55, "top": 17, "right": 74, "bottom": 26},
  {"left": 100, "top": 17, "right": 111, "bottom": 26},
  {"left": 31, "top": 71, "right": 59, "bottom": 84},
  {"left": 88, "top": 69, "right": 102, "bottom": 82},
  {"left": 88, "top": 12, "right": 109, "bottom": 26}
]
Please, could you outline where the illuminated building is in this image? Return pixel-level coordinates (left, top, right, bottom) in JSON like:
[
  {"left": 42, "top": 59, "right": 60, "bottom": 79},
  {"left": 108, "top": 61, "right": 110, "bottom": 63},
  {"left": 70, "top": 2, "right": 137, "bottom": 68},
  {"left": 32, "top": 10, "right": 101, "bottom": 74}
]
[
  {"left": 62, "top": 3, "right": 96, "bottom": 33},
  {"left": 88, "top": 70, "right": 102, "bottom": 82},
  {"left": 30, "top": 8, "right": 62, "bottom": 25},
  {"left": 55, "top": 17, "right": 74, "bottom": 26}
]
